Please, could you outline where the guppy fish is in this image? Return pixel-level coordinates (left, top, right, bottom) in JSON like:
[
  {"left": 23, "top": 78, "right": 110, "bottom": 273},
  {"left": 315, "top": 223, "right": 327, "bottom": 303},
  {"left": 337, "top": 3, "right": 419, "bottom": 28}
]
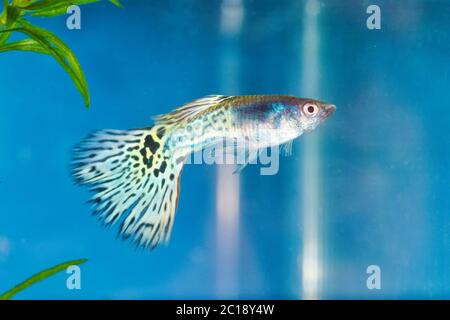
[{"left": 72, "top": 95, "right": 335, "bottom": 249}]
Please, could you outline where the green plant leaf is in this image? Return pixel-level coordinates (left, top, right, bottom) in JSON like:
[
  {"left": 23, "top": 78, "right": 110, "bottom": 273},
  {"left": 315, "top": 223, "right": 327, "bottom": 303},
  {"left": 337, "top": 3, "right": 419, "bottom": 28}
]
[
  {"left": 0, "top": 37, "right": 48, "bottom": 53},
  {"left": 0, "top": 258, "right": 87, "bottom": 300},
  {"left": 8, "top": 20, "right": 91, "bottom": 107},
  {"left": 28, "top": 0, "right": 100, "bottom": 17},
  {"left": 19, "top": 0, "right": 123, "bottom": 17},
  {"left": 109, "top": 0, "right": 122, "bottom": 8},
  {"left": 0, "top": 0, "right": 8, "bottom": 25},
  {"left": 18, "top": 0, "right": 68, "bottom": 10},
  {"left": 0, "top": 21, "right": 15, "bottom": 45},
  {"left": 1, "top": 0, "right": 122, "bottom": 107},
  {"left": 12, "top": 0, "right": 34, "bottom": 6}
]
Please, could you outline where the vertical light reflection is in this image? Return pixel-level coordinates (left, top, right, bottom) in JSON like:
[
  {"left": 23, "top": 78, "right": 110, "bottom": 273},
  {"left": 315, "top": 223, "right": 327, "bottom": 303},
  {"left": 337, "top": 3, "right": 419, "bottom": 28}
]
[
  {"left": 300, "top": 0, "right": 323, "bottom": 300},
  {"left": 216, "top": 0, "right": 243, "bottom": 298}
]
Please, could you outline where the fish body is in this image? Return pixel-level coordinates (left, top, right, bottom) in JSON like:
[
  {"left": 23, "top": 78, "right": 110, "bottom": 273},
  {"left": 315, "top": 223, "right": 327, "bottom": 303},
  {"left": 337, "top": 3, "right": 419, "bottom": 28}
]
[
  {"left": 164, "top": 95, "right": 335, "bottom": 154},
  {"left": 72, "top": 95, "right": 335, "bottom": 249}
]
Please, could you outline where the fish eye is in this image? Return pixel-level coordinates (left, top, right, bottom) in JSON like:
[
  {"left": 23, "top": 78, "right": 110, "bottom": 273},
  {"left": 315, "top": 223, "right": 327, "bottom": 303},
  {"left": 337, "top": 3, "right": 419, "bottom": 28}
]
[{"left": 303, "top": 103, "right": 319, "bottom": 117}]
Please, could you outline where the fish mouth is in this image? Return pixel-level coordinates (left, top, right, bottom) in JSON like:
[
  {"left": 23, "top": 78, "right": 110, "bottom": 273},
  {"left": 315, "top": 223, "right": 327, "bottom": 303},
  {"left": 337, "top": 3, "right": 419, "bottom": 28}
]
[{"left": 322, "top": 104, "right": 336, "bottom": 118}]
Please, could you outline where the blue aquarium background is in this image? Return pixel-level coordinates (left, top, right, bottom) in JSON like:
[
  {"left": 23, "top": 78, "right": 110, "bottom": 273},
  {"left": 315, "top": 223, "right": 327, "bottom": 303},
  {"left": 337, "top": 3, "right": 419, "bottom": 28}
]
[{"left": 1, "top": 0, "right": 450, "bottom": 299}]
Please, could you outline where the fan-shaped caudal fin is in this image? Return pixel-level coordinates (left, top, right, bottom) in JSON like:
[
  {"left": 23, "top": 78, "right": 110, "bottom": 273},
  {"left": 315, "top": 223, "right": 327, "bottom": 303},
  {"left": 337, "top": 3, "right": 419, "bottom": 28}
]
[{"left": 72, "top": 127, "right": 184, "bottom": 249}]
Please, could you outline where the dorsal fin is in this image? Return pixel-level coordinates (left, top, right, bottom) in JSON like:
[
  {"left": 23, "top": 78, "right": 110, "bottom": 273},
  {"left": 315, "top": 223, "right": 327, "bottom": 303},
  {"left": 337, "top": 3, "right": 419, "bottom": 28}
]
[{"left": 154, "top": 95, "right": 231, "bottom": 125}]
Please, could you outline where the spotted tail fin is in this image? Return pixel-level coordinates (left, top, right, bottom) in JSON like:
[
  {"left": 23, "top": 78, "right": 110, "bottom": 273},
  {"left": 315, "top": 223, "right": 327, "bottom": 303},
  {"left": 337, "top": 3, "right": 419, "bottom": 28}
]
[{"left": 72, "top": 126, "right": 185, "bottom": 249}]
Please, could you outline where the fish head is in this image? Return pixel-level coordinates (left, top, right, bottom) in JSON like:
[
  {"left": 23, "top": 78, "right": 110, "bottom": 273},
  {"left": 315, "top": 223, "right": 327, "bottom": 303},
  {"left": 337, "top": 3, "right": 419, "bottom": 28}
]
[{"left": 290, "top": 98, "right": 336, "bottom": 133}]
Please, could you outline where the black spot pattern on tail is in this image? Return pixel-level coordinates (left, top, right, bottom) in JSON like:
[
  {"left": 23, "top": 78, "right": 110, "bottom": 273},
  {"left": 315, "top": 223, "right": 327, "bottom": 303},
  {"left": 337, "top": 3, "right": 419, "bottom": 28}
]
[{"left": 144, "top": 134, "right": 160, "bottom": 154}]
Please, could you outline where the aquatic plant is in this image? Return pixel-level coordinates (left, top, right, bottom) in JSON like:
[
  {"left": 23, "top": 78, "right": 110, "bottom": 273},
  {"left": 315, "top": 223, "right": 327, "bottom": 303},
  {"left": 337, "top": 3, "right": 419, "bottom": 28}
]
[
  {"left": 0, "top": 0, "right": 123, "bottom": 107},
  {"left": 0, "top": 258, "right": 87, "bottom": 300}
]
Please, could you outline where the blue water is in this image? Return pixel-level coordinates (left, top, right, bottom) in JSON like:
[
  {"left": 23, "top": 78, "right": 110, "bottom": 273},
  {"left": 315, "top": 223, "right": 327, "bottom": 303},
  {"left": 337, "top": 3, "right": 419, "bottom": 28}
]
[{"left": 1, "top": 0, "right": 450, "bottom": 299}]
